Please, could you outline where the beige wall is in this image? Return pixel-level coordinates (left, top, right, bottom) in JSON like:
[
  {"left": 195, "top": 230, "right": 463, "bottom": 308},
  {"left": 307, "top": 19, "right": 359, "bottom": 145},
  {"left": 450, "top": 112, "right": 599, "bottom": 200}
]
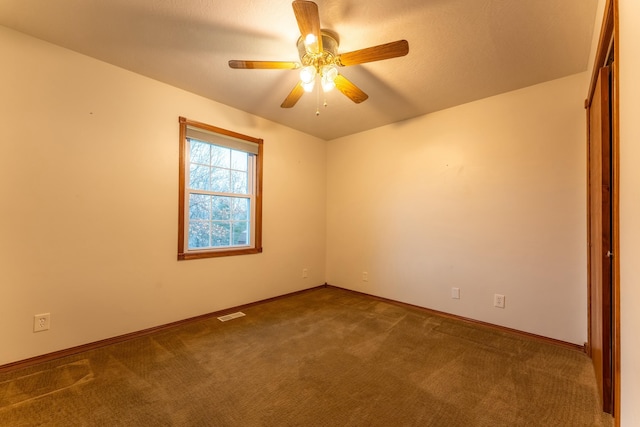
[
  {"left": 326, "top": 73, "right": 589, "bottom": 345},
  {"left": 619, "top": 1, "right": 640, "bottom": 424},
  {"left": 0, "top": 26, "right": 327, "bottom": 365}
]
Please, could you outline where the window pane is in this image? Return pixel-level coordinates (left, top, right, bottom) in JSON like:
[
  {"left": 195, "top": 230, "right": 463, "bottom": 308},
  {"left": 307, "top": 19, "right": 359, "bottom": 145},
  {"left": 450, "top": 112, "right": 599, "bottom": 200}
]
[
  {"left": 190, "top": 140, "right": 210, "bottom": 165},
  {"left": 189, "top": 194, "right": 210, "bottom": 220},
  {"left": 211, "top": 222, "right": 231, "bottom": 247},
  {"left": 188, "top": 221, "right": 210, "bottom": 249},
  {"left": 189, "top": 164, "right": 210, "bottom": 190},
  {"left": 232, "top": 198, "right": 249, "bottom": 221},
  {"left": 231, "top": 170, "right": 248, "bottom": 194},
  {"left": 232, "top": 221, "right": 249, "bottom": 245},
  {"left": 212, "top": 196, "right": 231, "bottom": 220},
  {"left": 231, "top": 150, "right": 248, "bottom": 171},
  {"left": 211, "top": 145, "right": 230, "bottom": 168},
  {"left": 211, "top": 167, "right": 231, "bottom": 192}
]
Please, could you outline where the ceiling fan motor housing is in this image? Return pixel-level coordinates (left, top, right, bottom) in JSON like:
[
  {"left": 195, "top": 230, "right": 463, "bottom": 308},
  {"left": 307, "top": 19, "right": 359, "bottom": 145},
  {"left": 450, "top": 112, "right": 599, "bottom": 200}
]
[{"left": 297, "top": 31, "right": 339, "bottom": 69}]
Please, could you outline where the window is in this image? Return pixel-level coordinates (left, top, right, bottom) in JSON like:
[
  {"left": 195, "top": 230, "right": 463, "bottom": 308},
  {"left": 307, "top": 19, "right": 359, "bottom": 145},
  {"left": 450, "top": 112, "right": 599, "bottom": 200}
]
[{"left": 178, "top": 117, "right": 263, "bottom": 260}]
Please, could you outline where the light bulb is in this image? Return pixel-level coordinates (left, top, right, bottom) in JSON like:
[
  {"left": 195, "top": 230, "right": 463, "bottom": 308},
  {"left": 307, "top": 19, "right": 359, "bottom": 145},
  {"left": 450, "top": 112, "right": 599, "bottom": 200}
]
[
  {"left": 299, "top": 66, "right": 316, "bottom": 84},
  {"left": 304, "top": 34, "right": 318, "bottom": 53},
  {"left": 305, "top": 34, "right": 317, "bottom": 46}
]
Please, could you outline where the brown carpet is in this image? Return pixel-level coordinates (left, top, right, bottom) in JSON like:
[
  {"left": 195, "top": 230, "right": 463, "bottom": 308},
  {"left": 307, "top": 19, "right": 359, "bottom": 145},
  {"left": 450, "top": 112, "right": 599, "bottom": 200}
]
[{"left": 0, "top": 286, "right": 612, "bottom": 426}]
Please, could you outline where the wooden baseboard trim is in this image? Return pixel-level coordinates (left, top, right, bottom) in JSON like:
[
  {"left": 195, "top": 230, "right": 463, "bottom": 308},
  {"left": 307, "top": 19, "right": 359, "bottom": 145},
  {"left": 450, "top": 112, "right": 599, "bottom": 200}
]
[
  {"left": 0, "top": 285, "right": 327, "bottom": 374},
  {"left": 327, "top": 284, "right": 586, "bottom": 353},
  {"left": 1, "top": 283, "right": 582, "bottom": 373}
]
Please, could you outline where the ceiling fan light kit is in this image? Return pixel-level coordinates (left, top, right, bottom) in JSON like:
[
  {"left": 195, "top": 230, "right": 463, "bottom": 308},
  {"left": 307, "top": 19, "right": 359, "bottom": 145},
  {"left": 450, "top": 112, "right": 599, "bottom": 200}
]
[
  {"left": 297, "top": 31, "right": 340, "bottom": 94},
  {"left": 228, "top": 0, "right": 409, "bottom": 111}
]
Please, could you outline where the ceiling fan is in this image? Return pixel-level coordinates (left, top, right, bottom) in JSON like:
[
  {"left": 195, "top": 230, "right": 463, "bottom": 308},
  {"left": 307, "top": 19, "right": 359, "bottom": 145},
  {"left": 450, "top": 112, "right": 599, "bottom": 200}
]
[{"left": 228, "top": 0, "right": 409, "bottom": 109}]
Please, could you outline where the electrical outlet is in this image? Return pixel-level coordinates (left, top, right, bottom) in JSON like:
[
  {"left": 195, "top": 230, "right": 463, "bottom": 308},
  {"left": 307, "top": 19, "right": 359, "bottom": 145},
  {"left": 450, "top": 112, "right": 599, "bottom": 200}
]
[
  {"left": 362, "top": 271, "right": 369, "bottom": 282},
  {"left": 34, "top": 313, "right": 51, "bottom": 332},
  {"left": 494, "top": 294, "right": 505, "bottom": 309},
  {"left": 451, "top": 287, "right": 460, "bottom": 299},
  {"left": 302, "top": 268, "right": 309, "bottom": 279}
]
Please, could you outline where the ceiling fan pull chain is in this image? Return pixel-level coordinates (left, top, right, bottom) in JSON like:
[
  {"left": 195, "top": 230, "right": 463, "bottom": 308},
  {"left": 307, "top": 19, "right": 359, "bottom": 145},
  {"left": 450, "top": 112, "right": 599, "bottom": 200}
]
[{"left": 316, "top": 78, "right": 321, "bottom": 116}]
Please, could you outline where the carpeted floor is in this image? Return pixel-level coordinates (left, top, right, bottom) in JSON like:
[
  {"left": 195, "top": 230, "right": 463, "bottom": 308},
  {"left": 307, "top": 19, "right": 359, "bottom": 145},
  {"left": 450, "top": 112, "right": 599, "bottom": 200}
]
[{"left": 0, "top": 286, "right": 612, "bottom": 426}]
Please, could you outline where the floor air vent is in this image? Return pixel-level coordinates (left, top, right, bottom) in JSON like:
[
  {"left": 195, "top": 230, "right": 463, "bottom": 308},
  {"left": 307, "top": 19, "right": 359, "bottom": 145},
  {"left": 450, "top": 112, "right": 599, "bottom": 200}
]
[{"left": 217, "top": 312, "right": 246, "bottom": 322}]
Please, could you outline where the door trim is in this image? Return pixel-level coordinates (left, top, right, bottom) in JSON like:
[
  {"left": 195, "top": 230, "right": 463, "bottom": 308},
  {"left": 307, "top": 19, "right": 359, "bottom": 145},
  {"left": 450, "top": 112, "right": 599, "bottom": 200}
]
[{"left": 585, "top": 0, "right": 620, "bottom": 422}]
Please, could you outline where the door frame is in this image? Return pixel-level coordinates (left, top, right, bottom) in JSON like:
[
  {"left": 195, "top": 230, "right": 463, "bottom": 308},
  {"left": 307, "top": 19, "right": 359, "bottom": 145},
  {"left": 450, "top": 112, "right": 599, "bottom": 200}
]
[{"left": 585, "top": 0, "right": 620, "bottom": 422}]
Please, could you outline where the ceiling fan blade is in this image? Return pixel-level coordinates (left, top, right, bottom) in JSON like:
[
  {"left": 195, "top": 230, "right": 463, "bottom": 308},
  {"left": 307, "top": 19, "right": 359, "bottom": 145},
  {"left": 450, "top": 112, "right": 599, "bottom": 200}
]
[
  {"left": 292, "top": 1, "right": 323, "bottom": 54},
  {"left": 281, "top": 81, "right": 305, "bottom": 108},
  {"left": 337, "top": 40, "right": 409, "bottom": 66},
  {"left": 229, "top": 60, "right": 300, "bottom": 70},
  {"left": 334, "top": 75, "right": 368, "bottom": 104}
]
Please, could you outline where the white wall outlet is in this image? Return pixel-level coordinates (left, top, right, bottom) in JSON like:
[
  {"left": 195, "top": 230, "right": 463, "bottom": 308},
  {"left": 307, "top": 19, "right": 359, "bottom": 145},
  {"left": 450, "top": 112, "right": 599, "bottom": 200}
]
[
  {"left": 34, "top": 313, "right": 51, "bottom": 332},
  {"left": 494, "top": 294, "right": 506, "bottom": 308},
  {"left": 302, "top": 268, "right": 308, "bottom": 278},
  {"left": 451, "top": 287, "right": 460, "bottom": 299},
  {"left": 362, "top": 271, "right": 369, "bottom": 282}
]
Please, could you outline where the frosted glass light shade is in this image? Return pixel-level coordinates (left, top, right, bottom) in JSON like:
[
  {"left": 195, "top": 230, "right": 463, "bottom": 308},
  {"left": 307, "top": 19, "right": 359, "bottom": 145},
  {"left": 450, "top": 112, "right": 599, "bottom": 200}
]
[
  {"left": 302, "top": 80, "right": 315, "bottom": 92},
  {"left": 321, "top": 65, "right": 338, "bottom": 92},
  {"left": 300, "top": 66, "right": 317, "bottom": 84}
]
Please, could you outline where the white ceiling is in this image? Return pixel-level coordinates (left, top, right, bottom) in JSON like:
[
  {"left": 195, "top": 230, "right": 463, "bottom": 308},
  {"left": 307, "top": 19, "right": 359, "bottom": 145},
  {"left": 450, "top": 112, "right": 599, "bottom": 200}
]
[{"left": 0, "top": 0, "right": 598, "bottom": 140}]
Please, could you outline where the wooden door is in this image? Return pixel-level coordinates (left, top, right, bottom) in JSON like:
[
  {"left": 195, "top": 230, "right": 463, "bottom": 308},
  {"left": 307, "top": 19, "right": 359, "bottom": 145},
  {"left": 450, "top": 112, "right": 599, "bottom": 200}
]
[{"left": 587, "top": 65, "right": 612, "bottom": 414}]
